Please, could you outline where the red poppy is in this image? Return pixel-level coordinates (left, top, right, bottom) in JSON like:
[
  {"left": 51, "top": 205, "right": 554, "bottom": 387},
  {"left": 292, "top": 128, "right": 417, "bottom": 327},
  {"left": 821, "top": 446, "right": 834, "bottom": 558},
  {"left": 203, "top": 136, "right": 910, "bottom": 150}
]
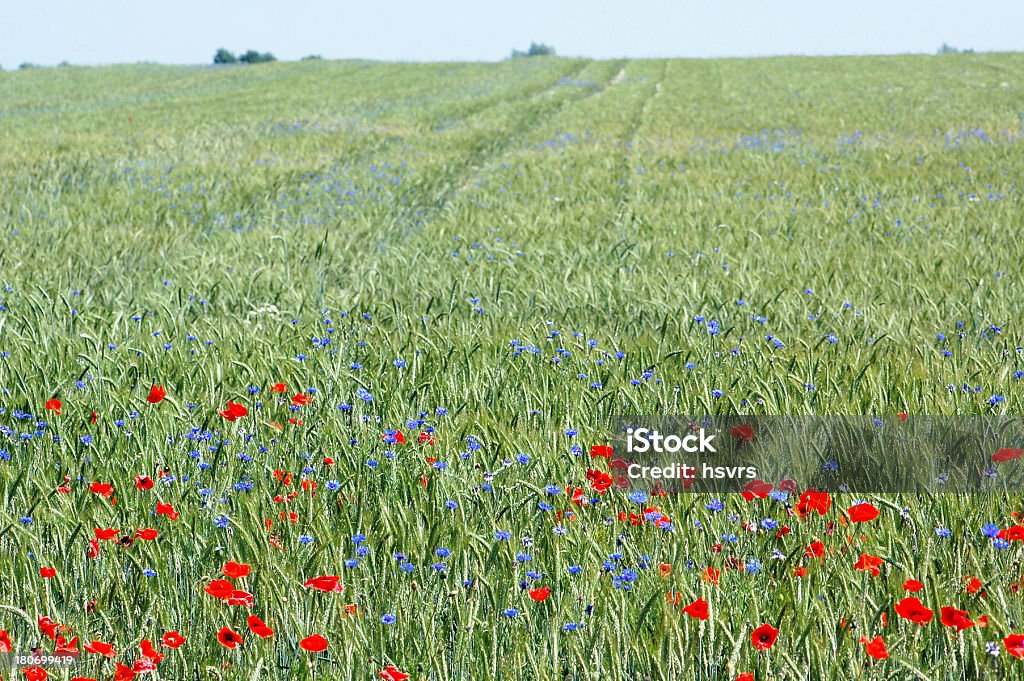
[
  {"left": 854, "top": 553, "right": 883, "bottom": 577},
  {"left": 903, "top": 579, "right": 924, "bottom": 592},
  {"left": 303, "top": 575, "right": 344, "bottom": 593},
  {"left": 134, "top": 528, "right": 158, "bottom": 540},
  {"left": 590, "top": 444, "right": 613, "bottom": 458},
  {"left": 848, "top": 503, "right": 879, "bottom": 523},
  {"left": 736, "top": 674, "right": 754, "bottom": 681},
  {"left": 940, "top": 606, "right": 974, "bottom": 631},
  {"left": 418, "top": 431, "right": 435, "bottom": 445},
  {"left": 299, "top": 634, "right": 328, "bottom": 652},
  {"left": 379, "top": 667, "right": 409, "bottom": 681},
  {"left": 247, "top": 614, "right": 275, "bottom": 638},
  {"left": 271, "top": 383, "right": 287, "bottom": 393},
  {"left": 219, "top": 400, "right": 248, "bottom": 421},
  {"left": 965, "top": 576, "right": 986, "bottom": 597},
  {"left": 54, "top": 635, "right": 78, "bottom": 655},
  {"left": 38, "top": 615, "right": 59, "bottom": 639},
  {"left": 860, "top": 635, "right": 888, "bottom": 659},
  {"left": 741, "top": 479, "right": 773, "bottom": 501},
  {"left": 216, "top": 626, "right": 243, "bottom": 649},
  {"left": 84, "top": 640, "right": 116, "bottom": 658},
  {"left": 139, "top": 639, "right": 164, "bottom": 663},
  {"left": 751, "top": 623, "right": 778, "bottom": 650},
  {"left": 90, "top": 410, "right": 98, "bottom": 424},
  {"left": 40, "top": 566, "right": 56, "bottom": 578},
  {"left": 87, "top": 538, "right": 100, "bottom": 559},
  {"left": 999, "top": 525, "right": 1024, "bottom": 541},
  {"left": 529, "top": 587, "right": 551, "bottom": 602},
  {"left": 586, "top": 469, "right": 614, "bottom": 493},
  {"left": 701, "top": 567, "right": 720, "bottom": 585},
  {"left": 227, "top": 590, "right": 254, "bottom": 608},
  {"left": 221, "top": 561, "right": 250, "bottom": 579},
  {"left": 993, "top": 448, "right": 1024, "bottom": 463},
  {"left": 90, "top": 482, "right": 114, "bottom": 498},
  {"left": 146, "top": 385, "right": 166, "bottom": 404},
  {"left": 805, "top": 541, "right": 825, "bottom": 558},
  {"left": 682, "top": 597, "right": 710, "bottom": 621},
  {"left": 731, "top": 423, "right": 754, "bottom": 442},
  {"left": 204, "top": 579, "right": 234, "bottom": 599},
  {"left": 292, "top": 393, "right": 311, "bottom": 406},
  {"left": 113, "top": 663, "right": 135, "bottom": 681},
  {"left": 156, "top": 502, "right": 179, "bottom": 520},
  {"left": 134, "top": 474, "right": 154, "bottom": 490},
  {"left": 132, "top": 658, "right": 157, "bottom": 674},
  {"left": 894, "top": 597, "right": 933, "bottom": 625},
  {"left": 94, "top": 528, "right": 119, "bottom": 541},
  {"left": 24, "top": 667, "right": 48, "bottom": 681},
  {"left": 796, "top": 489, "right": 831, "bottom": 517},
  {"left": 45, "top": 398, "right": 62, "bottom": 415},
  {"left": 161, "top": 631, "right": 185, "bottom": 648},
  {"left": 0, "top": 629, "right": 11, "bottom": 653},
  {"left": 792, "top": 566, "right": 808, "bottom": 577},
  {"left": 1004, "top": 634, "right": 1024, "bottom": 658}
]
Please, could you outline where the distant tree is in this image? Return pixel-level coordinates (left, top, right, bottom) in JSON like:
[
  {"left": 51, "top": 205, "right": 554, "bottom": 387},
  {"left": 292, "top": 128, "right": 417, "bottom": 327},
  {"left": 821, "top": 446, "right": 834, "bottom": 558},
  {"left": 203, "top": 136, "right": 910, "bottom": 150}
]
[
  {"left": 937, "top": 43, "right": 959, "bottom": 54},
  {"left": 239, "top": 50, "right": 276, "bottom": 64},
  {"left": 19, "top": 62, "right": 38, "bottom": 70},
  {"left": 511, "top": 42, "right": 556, "bottom": 58},
  {"left": 58, "top": 60, "right": 71, "bottom": 67},
  {"left": 213, "top": 48, "right": 238, "bottom": 64},
  {"left": 301, "top": 54, "right": 323, "bottom": 61}
]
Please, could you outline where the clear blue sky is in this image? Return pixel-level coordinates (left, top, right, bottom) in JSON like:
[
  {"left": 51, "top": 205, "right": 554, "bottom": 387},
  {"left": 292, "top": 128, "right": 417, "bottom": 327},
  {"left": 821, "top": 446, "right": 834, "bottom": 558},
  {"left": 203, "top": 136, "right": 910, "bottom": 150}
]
[{"left": 1, "top": 0, "right": 1020, "bottom": 66}]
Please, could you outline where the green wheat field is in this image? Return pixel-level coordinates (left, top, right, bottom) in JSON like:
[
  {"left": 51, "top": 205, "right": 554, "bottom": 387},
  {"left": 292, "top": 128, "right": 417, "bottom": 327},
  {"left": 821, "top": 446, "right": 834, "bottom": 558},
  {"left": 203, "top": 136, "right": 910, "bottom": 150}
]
[{"left": 1, "top": 53, "right": 1024, "bottom": 680}]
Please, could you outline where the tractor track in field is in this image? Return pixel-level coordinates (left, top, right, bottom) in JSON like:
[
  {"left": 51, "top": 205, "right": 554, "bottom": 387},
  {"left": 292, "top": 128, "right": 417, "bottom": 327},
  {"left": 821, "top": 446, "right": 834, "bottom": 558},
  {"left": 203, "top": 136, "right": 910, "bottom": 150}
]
[{"left": 373, "top": 58, "right": 630, "bottom": 249}]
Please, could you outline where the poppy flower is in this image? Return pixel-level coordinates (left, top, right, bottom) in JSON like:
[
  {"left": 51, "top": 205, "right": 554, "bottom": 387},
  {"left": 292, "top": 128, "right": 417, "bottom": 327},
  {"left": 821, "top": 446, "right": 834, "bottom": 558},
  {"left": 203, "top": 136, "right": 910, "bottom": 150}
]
[
  {"left": 736, "top": 674, "right": 754, "bottom": 681},
  {"left": 227, "top": 590, "right": 254, "bottom": 608},
  {"left": 940, "top": 606, "right": 974, "bottom": 631},
  {"left": 701, "top": 567, "right": 720, "bottom": 585},
  {"left": 529, "top": 587, "right": 551, "bottom": 602},
  {"left": 204, "top": 579, "right": 234, "bottom": 599},
  {"left": 54, "top": 635, "right": 78, "bottom": 655},
  {"left": 155, "top": 502, "right": 179, "bottom": 520},
  {"left": 216, "top": 626, "right": 243, "bottom": 649},
  {"left": 113, "top": 663, "right": 135, "bottom": 681},
  {"left": 741, "top": 479, "right": 773, "bottom": 501},
  {"left": 247, "top": 614, "right": 275, "bottom": 638},
  {"left": 792, "top": 566, "right": 808, "bottom": 577},
  {"left": 418, "top": 431, "right": 435, "bottom": 445},
  {"left": 590, "top": 444, "right": 613, "bottom": 458},
  {"left": 134, "top": 528, "right": 158, "bottom": 541},
  {"left": 146, "top": 385, "right": 166, "bottom": 404},
  {"left": 139, "top": 639, "right": 164, "bottom": 663},
  {"left": 24, "top": 667, "right": 48, "bottom": 681},
  {"left": 682, "top": 597, "right": 710, "bottom": 621},
  {"left": 219, "top": 400, "right": 248, "bottom": 421},
  {"left": 965, "top": 576, "right": 986, "bottom": 597},
  {"left": 903, "top": 579, "right": 923, "bottom": 592},
  {"left": 993, "top": 448, "right": 1024, "bottom": 463},
  {"left": 292, "top": 393, "right": 311, "bottom": 406},
  {"left": 586, "top": 469, "right": 613, "bottom": 493},
  {"left": 299, "top": 634, "right": 328, "bottom": 652},
  {"left": 854, "top": 553, "right": 883, "bottom": 577},
  {"left": 751, "top": 623, "right": 779, "bottom": 650},
  {"left": 90, "top": 482, "right": 114, "bottom": 498},
  {"left": 40, "top": 566, "right": 56, "bottom": 578},
  {"left": 1004, "top": 634, "right": 1024, "bottom": 658},
  {"left": 161, "top": 631, "right": 185, "bottom": 648},
  {"left": 894, "top": 597, "right": 933, "bottom": 625},
  {"left": 134, "top": 474, "right": 154, "bottom": 490},
  {"left": 658, "top": 562, "right": 672, "bottom": 577},
  {"left": 379, "top": 667, "right": 409, "bottom": 681},
  {"left": 95, "top": 528, "right": 119, "bottom": 541},
  {"left": 303, "top": 575, "right": 344, "bottom": 593},
  {"left": 84, "top": 640, "right": 117, "bottom": 658},
  {"left": 223, "top": 561, "right": 251, "bottom": 579},
  {"left": 731, "top": 423, "right": 754, "bottom": 442},
  {"left": 860, "top": 635, "right": 888, "bottom": 659},
  {"left": 805, "top": 541, "right": 825, "bottom": 558},
  {"left": 796, "top": 489, "right": 831, "bottom": 517},
  {"left": 271, "top": 383, "right": 287, "bottom": 393},
  {"left": 38, "top": 615, "right": 59, "bottom": 639},
  {"left": 848, "top": 503, "right": 879, "bottom": 523},
  {"left": 0, "top": 629, "right": 12, "bottom": 653},
  {"left": 45, "top": 398, "right": 62, "bottom": 415}
]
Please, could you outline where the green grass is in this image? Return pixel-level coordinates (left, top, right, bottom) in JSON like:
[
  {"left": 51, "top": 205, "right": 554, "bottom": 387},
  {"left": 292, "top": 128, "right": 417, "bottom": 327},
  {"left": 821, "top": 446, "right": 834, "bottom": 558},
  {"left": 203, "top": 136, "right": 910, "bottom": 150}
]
[{"left": 0, "top": 53, "right": 1023, "bottom": 680}]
